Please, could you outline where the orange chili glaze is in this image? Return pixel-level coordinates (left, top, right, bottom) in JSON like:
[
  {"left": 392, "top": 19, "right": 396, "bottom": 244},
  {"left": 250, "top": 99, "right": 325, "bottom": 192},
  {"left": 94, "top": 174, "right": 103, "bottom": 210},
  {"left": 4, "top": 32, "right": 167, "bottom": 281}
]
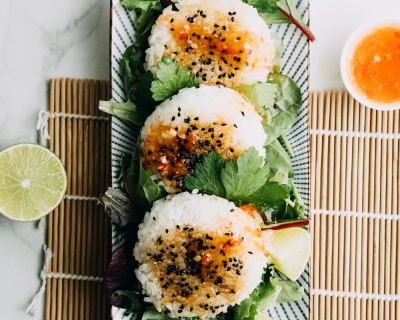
[
  {"left": 351, "top": 26, "right": 400, "bottom": 103},
  {"left": 239, "top": 204, "right": 259, "bottom": 219}
]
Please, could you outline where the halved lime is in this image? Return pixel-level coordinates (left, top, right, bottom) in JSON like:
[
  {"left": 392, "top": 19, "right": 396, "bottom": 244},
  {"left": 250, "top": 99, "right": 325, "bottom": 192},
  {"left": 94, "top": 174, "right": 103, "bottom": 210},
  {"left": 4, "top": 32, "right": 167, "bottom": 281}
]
[
  {"left": 0, "top": 144, "right": 67, "bottom": 221},
  {"left": 264, "top": 227, "right": 311, "bottom": 281}
]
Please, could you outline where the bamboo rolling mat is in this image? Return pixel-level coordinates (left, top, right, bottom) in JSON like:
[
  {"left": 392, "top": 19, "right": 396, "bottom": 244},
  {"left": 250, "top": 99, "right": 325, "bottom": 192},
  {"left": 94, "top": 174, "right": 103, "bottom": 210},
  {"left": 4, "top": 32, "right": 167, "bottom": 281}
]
[
  {"left": 309, "top": 91, "right": 400, "bottom": 320},
  {"left": 45, "top": 78, "right": 111, "bottom": 320}
]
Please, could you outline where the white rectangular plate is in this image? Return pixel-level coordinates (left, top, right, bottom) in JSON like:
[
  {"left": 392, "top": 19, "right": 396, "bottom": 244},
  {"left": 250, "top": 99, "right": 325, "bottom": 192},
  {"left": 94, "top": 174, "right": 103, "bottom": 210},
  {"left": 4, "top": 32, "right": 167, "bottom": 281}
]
[{"left": 110, "top": 1, "right": 310, "bottom": 318}]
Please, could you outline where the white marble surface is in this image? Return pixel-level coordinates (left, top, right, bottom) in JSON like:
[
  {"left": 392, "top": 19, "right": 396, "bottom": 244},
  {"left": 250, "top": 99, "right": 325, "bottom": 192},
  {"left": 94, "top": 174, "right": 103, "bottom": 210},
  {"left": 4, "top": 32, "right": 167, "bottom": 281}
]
[
  {"left": 1, "top": 0, "right": 400, "bottom": 319},
  {"left": 0, "top": 0, "right": 109, "bottom": 319}
]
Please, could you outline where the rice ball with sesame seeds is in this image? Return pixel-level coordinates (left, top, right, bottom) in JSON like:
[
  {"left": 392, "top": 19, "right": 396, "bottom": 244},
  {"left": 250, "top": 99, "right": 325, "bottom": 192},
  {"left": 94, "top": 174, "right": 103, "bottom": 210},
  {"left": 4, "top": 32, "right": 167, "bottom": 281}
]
[
  {"left": 139, "top": 85, "right": 267, "bottom": 192},
  {"left": 134, "top": 192, "right": 268, "bottom": 319},
  {"left": 146, "top": 0, "right": 276, "bottom": 88}
]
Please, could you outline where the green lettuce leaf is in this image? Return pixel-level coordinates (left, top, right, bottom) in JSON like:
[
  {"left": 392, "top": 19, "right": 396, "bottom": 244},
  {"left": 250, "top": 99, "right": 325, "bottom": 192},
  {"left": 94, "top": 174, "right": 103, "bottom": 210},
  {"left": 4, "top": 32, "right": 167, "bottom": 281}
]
[
  {"left": 238, "top": 82, "right": 278, "bottom": 121},
  {"left": 121, "top": 0, "right": 163, "bottom": 40},
  {"left": 119, "top": 45, "right": 156, "bottom": 109},
  {"left": 125, "top": 143, "right": 167, "bottom": 211},
  {"left": 99, "top": 100, "right": 150, "bottom": 126},
  {"left": 151, "top": 57, "right": 199, "bottom": 101},
  {"left": 234, "top": 266, "right": 304, "bottom": 320},
  {"left": 263, "top": 73, "right": 302, "bottom": 145}
]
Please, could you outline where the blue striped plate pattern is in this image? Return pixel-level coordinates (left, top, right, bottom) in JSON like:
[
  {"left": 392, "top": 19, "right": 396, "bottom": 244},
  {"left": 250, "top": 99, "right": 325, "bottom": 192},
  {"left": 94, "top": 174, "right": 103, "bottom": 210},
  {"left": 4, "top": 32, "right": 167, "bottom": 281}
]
[{"left": 110, "top": 1, "right": 310, "bottom": 318}]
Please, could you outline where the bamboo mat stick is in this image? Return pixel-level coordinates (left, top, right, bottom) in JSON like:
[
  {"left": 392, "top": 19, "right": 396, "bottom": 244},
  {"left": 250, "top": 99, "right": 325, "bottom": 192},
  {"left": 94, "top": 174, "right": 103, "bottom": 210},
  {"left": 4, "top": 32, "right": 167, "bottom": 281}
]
[
  {"left": 374, "top": 111, "right": 382, "bottom": 320},
  {"left": 46, "top": 80, "right": 54, "bottom": 320},
  {"left": 385, "top": 110, "right": 394, "bottom": 319},
  {"left": 62, "top": 78, "right": 71, "bottom": 320},
  {"left": 332, "top": 92, "right": 341, "bottom": 320},
  {"left": 393, "top": 110, "right": 399, "bottom": 320},
  {"left": 362, "top": 104, "right": 368, "bottom": 318},
  {"left": 356, "top": 100, "right": 366, "bottom": 319},
  {"left": 380, "top": 111, "right": 389, "bottom": 319},
  {"left": 319, "top": 91, "right": 330, "bottom": 320},
  {"left": 70, "top": 79, "right": 79, "bottom": 320},
  {"left": 338, "top": 91, "right": 347, "bottom": 320},
  {"left": 57, "top": 78, "right": 67, "bottom": 320},
  {"left": 82, "top": 80, "right": 91, "bottom": 320},
  {"left": 67, "top": 79, "right": 77, "bottom": 320},
  {"left": 74, "top": 80, "right": 84, "bottom": 320},
  {"left": 53, "top": 79, "right": 61, "bottom": 320},
  {"left": 367, "top": 109, "right": 377, "bottom": 320},
  {"left": 349, "top": 97, "right": 359, "bottom": 320},
  {"left": 324, "top": 92, "right": 335, "bottom": 320},
  {"left": 91, "top": 81, "right": 100, "bottom": 320}
]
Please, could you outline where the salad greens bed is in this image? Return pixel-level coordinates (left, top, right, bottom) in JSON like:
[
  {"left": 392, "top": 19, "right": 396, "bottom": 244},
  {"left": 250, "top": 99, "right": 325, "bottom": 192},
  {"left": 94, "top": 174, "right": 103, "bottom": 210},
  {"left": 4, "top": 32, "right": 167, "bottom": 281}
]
[{"left": 101, "top": 0, "right": 311, "bottom": 319}]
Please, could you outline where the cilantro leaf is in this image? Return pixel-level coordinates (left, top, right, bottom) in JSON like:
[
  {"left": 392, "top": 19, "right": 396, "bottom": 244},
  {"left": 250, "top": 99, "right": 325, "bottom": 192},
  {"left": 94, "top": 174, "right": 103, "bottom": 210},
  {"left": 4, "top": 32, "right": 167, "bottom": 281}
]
[
  {"left": 221, "top": 148, "right": 269, "bottom": 202},
  {"left": 151, "top": 57, "right": 199, "bottom": 101},
  {"left": 242, "top": 182, "right": 291, "bottom": 212},
  {"left": 184, "top": 152, "right": 226, "bottom": 197}
]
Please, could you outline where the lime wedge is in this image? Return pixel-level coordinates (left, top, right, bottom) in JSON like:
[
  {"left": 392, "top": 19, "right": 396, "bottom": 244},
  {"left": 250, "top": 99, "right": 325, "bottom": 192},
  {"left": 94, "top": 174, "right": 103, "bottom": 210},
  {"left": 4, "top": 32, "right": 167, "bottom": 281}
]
[
  {"left": 264, "top": 227, "right": 311, "bottom": 281},
  {"left": 0, "top": 144, "right": 67, "bottom": 221}
]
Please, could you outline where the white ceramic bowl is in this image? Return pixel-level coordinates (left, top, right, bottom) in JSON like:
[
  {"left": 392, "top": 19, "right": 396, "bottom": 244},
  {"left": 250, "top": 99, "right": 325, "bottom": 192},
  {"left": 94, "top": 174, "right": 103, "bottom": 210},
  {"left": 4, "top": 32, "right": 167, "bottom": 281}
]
[{"left": 340, "top": 18, "right": 400, "bottom": 111}]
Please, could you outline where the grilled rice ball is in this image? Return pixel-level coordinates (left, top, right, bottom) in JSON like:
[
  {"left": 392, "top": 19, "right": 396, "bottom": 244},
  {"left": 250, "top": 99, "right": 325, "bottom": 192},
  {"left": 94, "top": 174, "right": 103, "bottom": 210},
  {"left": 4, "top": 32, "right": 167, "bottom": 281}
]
[
  {"left": 134, "top": 192, "right": 268, "bottom": 319},
  {"left": 146, "top": 0, "right": 276, "bottom": 88},
  {"left": 139, "top": 85, "right": 267, "bottom": 192}
]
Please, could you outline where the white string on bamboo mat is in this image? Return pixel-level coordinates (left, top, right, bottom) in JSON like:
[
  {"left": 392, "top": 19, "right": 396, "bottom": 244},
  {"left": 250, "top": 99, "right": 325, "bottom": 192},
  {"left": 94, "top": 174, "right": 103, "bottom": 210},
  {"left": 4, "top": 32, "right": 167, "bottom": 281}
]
[
  {"left": 311, "top": 289, "right": 400, "bottom": 302},
  {"left": 46, "top": 272, "right": 103, "bottom": 282},
  {"left": 309, "top": 129, "right": 400, "bottom": 140},
  {"left": 311, "top": 209, "right": 400, "bottom": 221},
  {"left": 36, "top": 110, "right": 109, "bottom": 146},
  {"left": 64, "top": 194, "right": 100, "bottom": 202},
  {"left": 26, "top": 245, "right": 53, "bottom": 316},
  {"left": 26, "top": 245, "right": 104, "bottom": 318}
]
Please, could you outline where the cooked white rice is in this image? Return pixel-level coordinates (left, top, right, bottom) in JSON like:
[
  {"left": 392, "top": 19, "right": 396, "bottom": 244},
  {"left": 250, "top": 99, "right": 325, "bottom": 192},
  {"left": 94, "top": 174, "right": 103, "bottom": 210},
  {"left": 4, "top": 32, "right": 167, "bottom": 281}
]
[
  {"left": 134, "top": 192, "right": 267, "bottom": 318},
  {"left": 146, "top": 0, "right": 276, "bottom": 87},
  {"left": 140, "top": 85, "right": 267, "bottom": 192}
]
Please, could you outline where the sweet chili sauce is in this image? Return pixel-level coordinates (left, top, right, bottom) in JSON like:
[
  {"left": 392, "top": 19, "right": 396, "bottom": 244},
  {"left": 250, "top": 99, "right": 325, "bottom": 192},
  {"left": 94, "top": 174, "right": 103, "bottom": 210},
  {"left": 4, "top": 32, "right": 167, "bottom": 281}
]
[{"left": 351, "top": 26, "right": 400, "bottom": 104}]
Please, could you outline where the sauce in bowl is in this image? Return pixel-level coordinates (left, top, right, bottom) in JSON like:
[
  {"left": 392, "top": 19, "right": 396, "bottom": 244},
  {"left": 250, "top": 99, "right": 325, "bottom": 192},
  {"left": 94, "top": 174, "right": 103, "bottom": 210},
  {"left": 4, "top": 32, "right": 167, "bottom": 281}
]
[{"left": 351, "top": 26, "right": 400, "bottom": 104}]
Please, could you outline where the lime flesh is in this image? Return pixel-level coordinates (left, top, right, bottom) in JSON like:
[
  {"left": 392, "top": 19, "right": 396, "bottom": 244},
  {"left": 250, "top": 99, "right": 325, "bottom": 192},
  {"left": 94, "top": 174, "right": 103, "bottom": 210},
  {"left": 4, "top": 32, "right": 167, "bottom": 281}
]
[
  {"left": 265, "top": 227, "right": 311, "bottom": 281},
  {"left": 0, "top": 144, "right": 67, "bottom": 221}
]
